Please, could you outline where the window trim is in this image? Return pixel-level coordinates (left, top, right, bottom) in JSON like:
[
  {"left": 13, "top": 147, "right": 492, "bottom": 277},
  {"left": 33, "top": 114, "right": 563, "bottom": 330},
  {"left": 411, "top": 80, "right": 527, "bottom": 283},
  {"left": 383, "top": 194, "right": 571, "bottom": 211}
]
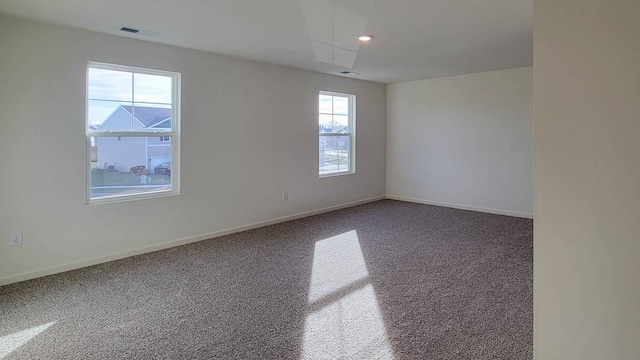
[
  {"left": 318, "top": 91, "right": 356, "bottom": 178},
  {"left": 85, "top": 61, "right": 181, "bottom": 205}
]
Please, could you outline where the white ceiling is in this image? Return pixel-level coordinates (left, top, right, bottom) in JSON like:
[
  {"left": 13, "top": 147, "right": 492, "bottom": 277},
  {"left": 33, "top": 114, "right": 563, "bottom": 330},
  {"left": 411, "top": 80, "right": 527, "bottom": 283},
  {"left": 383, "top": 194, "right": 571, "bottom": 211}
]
[{"left": 0, "top": 0, "right": 533, "bottom": 83}]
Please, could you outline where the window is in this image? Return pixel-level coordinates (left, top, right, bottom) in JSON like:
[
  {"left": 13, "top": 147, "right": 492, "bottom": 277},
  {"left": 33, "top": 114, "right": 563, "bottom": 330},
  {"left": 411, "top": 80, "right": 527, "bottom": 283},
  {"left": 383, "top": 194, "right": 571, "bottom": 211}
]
[
  {"left": 86, "top": 62, "right": 180, "bottom": 203},
  {"left": 319, "top": 91, "right": 355, "bottom": 176}
]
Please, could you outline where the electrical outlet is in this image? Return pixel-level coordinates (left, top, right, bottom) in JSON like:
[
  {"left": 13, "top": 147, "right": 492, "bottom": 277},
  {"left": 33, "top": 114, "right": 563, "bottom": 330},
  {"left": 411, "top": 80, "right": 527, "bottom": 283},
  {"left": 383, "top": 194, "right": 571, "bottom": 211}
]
[
  {"left": 10, "top": 232, "right": 23, "bottom": 246},
  {"left": 282, "top": 192, "right": 289, "bottom": 201}
]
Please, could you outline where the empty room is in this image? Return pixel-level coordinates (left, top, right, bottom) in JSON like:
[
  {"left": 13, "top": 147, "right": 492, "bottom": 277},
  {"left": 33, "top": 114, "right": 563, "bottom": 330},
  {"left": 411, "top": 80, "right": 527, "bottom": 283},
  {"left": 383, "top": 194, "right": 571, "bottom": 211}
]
[{"left": 1, "top": 1, "right": 638, "bottom": 359}]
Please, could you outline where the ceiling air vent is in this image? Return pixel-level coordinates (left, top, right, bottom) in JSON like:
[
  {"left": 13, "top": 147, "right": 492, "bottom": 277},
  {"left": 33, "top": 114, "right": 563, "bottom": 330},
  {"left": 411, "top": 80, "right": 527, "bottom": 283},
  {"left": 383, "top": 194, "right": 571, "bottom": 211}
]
[
  {"left": 120, "top": 26, "right": 161, "bottom": 38},
  {"left": 120, "top": 27, "right": 139, "bottom": 34}
]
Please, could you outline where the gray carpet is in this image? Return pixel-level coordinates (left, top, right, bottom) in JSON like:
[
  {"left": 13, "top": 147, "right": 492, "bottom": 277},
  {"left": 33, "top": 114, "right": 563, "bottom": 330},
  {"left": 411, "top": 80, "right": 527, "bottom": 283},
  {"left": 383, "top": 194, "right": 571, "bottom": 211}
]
[{"left": 0, "top": 200, "right": 532, "bottom": 359}]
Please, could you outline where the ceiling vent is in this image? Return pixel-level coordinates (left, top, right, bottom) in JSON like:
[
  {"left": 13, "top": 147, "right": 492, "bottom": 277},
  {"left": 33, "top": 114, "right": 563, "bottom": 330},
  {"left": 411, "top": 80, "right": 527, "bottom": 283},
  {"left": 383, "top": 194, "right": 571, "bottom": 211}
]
[
  {"left": 340, "top": 71, "right": 359, "bottom": 75},
  {"left": 120, "top": 27, "right": 139, "bottom": 34},
  {"left": 120, "top": 26, "right": 161, "bottom": 38}
]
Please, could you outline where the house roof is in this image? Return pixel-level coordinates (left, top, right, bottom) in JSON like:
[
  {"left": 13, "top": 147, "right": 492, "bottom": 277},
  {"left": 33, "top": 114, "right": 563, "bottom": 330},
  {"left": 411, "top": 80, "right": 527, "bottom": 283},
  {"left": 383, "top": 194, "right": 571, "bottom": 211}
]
[{"left": 121, "top": 105, "right": 172, "bottom": 129}]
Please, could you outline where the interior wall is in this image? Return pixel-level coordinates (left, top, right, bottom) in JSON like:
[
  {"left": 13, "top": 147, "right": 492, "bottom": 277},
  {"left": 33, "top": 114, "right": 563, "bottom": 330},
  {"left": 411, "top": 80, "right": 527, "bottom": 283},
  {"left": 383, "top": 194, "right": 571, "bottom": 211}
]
[
  {"left": 386, "top": 67, "right": 533, "bottom": 218},
  {"left": 0, "top": 14, "right": 386, "bottom": 284},
  {"left": 534, "top": 0, "right": 640, "bottom": 359}
]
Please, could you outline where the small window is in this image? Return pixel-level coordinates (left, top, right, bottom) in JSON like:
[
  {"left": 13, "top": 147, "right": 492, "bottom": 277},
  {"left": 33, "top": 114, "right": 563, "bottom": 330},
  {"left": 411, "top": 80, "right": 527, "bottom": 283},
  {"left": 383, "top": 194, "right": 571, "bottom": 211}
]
[
  {"left": 319, "top": 91, "right": 355, "bottom": 177},
  {"left": 86, "top": 62, "right": 180, "bottom": 203}
]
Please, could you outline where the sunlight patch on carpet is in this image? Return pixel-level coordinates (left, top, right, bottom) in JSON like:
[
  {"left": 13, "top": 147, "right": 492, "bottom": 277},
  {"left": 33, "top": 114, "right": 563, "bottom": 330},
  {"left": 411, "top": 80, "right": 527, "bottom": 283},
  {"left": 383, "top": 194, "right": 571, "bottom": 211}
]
[
  {"left": 0, "top": 321, "right": 57, "bottom": 359},
  {"left": 302, "top": 230, "right": 393, "bottom": 359}
]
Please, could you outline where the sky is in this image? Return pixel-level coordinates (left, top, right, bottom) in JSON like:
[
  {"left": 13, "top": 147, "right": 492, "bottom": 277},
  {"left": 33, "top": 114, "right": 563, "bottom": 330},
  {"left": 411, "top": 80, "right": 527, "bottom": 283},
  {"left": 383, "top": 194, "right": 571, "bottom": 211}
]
[
  {"left": 319, "top": 94, "right": 350, "bottom": 130},
  {"left": 87, "top": 68, "right": 172, "bottom": 126}
]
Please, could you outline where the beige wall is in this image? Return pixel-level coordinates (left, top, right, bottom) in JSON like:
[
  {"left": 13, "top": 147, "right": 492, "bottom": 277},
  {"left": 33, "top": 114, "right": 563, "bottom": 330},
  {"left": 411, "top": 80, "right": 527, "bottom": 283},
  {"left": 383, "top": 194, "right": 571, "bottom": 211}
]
[
  {"left": 387, "top": 67, "right": 533, "bottom": 218},
  {"left": 534, "top": 0, "right": 640, "bottom": 358},
  {"left": 0, "top": 15, "right": 386, "bottom": 284}
]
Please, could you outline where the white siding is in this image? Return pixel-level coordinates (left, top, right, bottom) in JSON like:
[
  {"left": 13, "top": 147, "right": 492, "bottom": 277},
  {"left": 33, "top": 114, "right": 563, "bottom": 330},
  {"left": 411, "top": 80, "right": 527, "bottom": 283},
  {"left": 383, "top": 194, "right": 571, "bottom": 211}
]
[{"left": 96, "top": 136, "right": 146, "bottom": 172}]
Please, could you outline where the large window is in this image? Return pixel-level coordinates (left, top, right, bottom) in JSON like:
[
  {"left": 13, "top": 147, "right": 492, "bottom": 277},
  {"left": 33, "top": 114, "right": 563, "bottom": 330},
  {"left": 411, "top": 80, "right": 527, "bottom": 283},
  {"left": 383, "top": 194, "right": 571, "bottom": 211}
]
[
  {"left": 86, "top": 62, "right": 180, "bottom": 203},
  {"left": 319, "top": 91, "right": 355, "bottom": 176}
]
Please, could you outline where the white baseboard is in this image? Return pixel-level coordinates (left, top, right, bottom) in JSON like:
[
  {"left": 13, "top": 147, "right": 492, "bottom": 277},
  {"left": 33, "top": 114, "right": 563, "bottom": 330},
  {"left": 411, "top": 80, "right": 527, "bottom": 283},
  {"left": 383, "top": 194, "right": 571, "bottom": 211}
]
[
  {"left": 0, "top": 195, "right": 385, "bottom": 287},
  {"left": 386, "top": 195, "right": 534, "bottom": 219}
]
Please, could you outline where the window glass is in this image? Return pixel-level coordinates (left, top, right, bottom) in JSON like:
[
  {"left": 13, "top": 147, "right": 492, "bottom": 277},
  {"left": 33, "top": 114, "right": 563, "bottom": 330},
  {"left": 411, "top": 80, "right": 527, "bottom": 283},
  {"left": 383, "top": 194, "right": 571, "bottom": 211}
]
[
  {"left": 87, "top": 63, "right": 180, "bottom": 203},
  {"left": 134, "top": 73, "right": 172, "bottom": 104},
  {"left": 319, "top": 135, "right": 351, "bottom": 175},
  {"left": 91, "top": 136, "right": 172, "bottom": 199},
  {"left": 318, "top": 92, "right": 355, "bottom": 176},
  {"left": 87, "top": 68, "right": 132, "bottom": 101}
]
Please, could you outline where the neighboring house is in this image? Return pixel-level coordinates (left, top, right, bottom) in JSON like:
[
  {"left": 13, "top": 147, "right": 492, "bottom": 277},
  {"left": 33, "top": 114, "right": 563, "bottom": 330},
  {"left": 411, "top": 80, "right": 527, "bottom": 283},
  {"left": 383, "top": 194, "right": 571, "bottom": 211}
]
[
  {"left": 89, "top": 125, "right": 98, "bottom": 162},
  {"left": 97, "top": 105, "right": 172, "bottom": 173}
]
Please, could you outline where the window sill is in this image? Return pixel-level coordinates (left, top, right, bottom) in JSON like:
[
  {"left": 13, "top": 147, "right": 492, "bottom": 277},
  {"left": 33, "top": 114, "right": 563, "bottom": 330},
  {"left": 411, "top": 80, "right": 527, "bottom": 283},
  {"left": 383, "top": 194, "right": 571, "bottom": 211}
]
[
  {"left": 86, "top": 188, "right": 180, "bottom": 205},
  {"left": 319, "top": 171, "right": 355, "bottom": 178}
]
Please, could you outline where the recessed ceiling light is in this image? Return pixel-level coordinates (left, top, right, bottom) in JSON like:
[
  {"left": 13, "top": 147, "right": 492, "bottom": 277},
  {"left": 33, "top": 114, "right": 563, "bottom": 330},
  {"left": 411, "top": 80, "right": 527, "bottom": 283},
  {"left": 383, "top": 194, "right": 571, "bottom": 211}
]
[{"left": 358, "top": 35, "right": 373, "bottom": 42}]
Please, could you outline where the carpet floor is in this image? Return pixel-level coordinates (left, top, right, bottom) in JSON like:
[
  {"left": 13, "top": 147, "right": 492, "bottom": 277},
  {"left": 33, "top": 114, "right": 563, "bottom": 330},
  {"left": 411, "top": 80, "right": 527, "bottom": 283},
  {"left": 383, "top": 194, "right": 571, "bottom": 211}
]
[{"left": 0, "top": 200, "right": 533, "bottom": 359}]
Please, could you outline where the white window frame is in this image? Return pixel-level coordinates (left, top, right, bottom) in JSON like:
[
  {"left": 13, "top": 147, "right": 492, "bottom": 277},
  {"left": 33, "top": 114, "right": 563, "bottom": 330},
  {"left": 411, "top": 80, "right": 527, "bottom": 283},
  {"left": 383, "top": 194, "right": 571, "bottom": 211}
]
[
  {"left": 319, "top": 91, "right": 356, "bottom": 177},
  {"left": 86, "top": 61, "right": 181, "bottom": 204}
]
